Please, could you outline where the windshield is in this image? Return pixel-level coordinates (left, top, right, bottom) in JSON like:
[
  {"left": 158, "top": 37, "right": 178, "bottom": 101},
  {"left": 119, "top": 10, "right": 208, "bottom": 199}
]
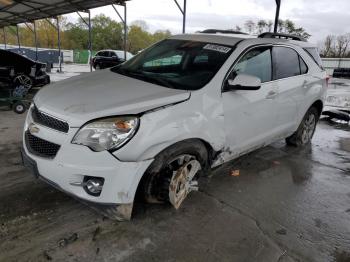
[{"left": 111, "top": 39, "right": 234, "bottom": 90}]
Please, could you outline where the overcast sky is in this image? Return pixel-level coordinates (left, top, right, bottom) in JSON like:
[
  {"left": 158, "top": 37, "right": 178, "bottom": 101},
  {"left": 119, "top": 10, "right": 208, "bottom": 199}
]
[{"left": 69, "top": 0, "right": 350, "bottom": 45}]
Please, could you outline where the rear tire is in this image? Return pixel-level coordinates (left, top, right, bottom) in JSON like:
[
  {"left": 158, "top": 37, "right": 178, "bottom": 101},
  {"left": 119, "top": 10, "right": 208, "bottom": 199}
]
[
  {"left": 13, "top": 101, "right": 27, "bottom": 114},
  {"left": 286, "top": 107, "right": 319, "bottom": 146},
  {"left": 95, "top": 64, "right": 101, "bottom": 70},
  {"left": 140, "top": 140, "right": 208, "bottom": 207}
]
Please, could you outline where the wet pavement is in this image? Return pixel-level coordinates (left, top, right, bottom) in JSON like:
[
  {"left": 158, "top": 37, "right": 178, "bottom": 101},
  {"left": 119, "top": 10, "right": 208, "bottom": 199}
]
[{"left": 0, "top": 110, "right": 349, "bottom": 262}]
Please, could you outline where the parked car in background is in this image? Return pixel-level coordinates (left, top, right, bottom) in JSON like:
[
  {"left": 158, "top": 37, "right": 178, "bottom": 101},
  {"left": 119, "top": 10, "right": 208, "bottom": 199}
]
[
  {"left": 0, "top": 49, "right": 50, "bottom": 89},
  {"left": 22, "top": 31, "right": 327, "bottom": 221},
  {"left": 91, "top": 50, "right": 133, "bottom": 69}
]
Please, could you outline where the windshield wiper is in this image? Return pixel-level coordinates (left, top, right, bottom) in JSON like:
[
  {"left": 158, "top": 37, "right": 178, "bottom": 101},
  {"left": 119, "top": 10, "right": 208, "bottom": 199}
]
[{"left": 116, "top": 68, "right": 175, "bottom": 89}]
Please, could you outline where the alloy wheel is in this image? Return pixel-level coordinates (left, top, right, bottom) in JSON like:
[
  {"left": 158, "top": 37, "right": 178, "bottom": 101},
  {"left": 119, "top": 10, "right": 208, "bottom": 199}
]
[
  {"left": 167, "top": 154, "right": 201, "bottom": 209},
  {"left": 301, "top": 113, "right": 316, "bottom": 144}
]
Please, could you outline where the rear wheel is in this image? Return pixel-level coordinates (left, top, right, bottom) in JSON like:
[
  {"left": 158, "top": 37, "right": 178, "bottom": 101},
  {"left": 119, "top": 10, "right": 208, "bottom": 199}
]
[
  {"left": 95, "top": 64, "right": 101, "bottom": 70},
  {"left": 286, "top": 107, "right": 319, "bottom": 146},
  {"left": 141, "top": 140, "right": 208, "bottom": 209},
  {"left": 13, "top": 74, "right": 33, "bottom": 89}
]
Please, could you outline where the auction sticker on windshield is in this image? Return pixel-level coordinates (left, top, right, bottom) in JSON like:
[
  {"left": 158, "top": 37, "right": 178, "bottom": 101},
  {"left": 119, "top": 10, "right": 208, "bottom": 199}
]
[{"left": 203, "top": 44, "right": 232, "bottom": 53}]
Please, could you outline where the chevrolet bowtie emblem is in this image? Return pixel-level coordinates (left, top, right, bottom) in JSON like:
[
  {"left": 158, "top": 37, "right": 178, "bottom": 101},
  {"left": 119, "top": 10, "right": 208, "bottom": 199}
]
[{"left": 28, "top": 123, "right": 40, "bottom": 134}]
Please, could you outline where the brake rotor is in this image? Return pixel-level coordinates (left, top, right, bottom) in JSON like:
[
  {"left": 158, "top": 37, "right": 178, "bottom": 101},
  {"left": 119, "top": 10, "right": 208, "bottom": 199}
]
[{"left": 169, "top": 159, "right": 201, "bottom": 209}]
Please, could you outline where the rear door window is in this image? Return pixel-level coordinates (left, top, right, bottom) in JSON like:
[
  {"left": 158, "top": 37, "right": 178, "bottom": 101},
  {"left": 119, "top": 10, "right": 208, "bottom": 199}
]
[{"left": 273, "top": 47, "right": 301, "bottom": 80}]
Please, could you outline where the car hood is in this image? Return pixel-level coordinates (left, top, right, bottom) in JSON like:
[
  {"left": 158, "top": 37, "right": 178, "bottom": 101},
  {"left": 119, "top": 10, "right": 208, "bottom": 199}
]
[{"left": 34, "top": 69, "right": 190, "bottom": 127}]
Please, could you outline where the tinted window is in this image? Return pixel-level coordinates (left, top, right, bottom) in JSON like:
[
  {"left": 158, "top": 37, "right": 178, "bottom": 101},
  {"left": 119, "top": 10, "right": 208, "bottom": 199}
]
[
  {"left": 143, "top": 54, "right": 183, "bottom": 67},
  {"left": 299, "top": 56, "right": 308, "bottom": 74},
  {"left": 304, "top": 48, "right": 323, "bottom": 69},
  {"left": 233, "top": 47, "right": 272, "bottom": 83},
  {"left": 273, "top": 47, "right": 300, "bottom": 79}
]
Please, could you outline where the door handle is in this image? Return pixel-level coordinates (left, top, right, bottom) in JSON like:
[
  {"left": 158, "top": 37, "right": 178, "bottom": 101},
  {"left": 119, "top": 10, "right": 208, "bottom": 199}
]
[{"left": 266, "top": 90, "right": 277, "bottom": 99}]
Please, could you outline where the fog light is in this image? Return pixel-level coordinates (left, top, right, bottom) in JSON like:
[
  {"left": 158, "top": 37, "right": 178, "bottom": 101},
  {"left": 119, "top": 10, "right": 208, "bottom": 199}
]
[{"left": 83, "top": 176, "right": 104, "bottom": 196}]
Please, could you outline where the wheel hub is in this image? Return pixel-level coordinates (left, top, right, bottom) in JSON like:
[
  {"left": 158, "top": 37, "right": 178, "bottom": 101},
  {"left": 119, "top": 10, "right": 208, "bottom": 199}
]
[
  {"left": 301, "top": 113, "right": 316, "bottom": 144},
  {"left": 169, "top": 158, "right": 201, "bottom": 209}
]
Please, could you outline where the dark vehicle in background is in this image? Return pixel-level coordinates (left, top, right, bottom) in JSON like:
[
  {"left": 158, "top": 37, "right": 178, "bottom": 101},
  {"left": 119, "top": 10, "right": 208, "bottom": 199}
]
[
  {"left": 91, "top": 50, "right": 133, "bottom": 70},
  {"left": 0, "top": 49, "right": 50, "bottom": 89}
]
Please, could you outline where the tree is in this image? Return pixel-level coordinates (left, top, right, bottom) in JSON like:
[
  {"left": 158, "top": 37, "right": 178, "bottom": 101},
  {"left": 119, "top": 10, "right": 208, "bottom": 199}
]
[
  {"left": 152, "top": 30, "right": 172, "bottom": 43},
  {"left": 244, "top": 20, "right": 255, "bottom": 34},
  {"left": 257, "top": 20, "right": 267, "bottom": 34},
  {"left": 266, "top": 20, "right": 273, "bottom": 32},
  {"left": 335, "top": 34, "right": 350, "bottom": 58},
  {"left": 321, "top": 35, "right": 335, "bottom": 57},
  {"left": 127, "top": 24, "right": 153, "bottom": 54},
  {"left": 0, "top": 16, "right": 170, "bottom": 54},
  {"left": 234, "top": 25, "right": 242, "bottom": 32}
]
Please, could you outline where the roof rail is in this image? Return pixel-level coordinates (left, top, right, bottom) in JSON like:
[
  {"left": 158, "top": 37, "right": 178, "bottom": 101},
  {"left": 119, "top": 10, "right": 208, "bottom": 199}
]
[
  {"left": 258, "top": 32, "right": 306, "bottom": 42},
  {"left": 200, "top": 29, "right": 248, "bottom": 35}
]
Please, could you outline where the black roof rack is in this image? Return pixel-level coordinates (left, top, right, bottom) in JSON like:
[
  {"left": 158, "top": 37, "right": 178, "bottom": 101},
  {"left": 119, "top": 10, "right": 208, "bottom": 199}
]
[
  {"left": 200, "top": 29, "right": 248, "bottom": 35},
  {"left": 258, "top": 32, "right": 306, "bottom": 42}
]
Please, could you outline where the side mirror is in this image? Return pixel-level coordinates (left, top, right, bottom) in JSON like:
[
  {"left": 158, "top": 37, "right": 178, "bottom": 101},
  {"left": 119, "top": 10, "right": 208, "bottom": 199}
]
[{"left": 224, "top": 74, "right": 261, "bottom": 91}]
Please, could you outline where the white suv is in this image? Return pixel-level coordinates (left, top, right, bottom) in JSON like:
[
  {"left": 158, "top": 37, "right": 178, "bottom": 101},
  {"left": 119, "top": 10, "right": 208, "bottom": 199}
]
[{"left": 22, "top": 32, "right": 327, "bottom": 220}]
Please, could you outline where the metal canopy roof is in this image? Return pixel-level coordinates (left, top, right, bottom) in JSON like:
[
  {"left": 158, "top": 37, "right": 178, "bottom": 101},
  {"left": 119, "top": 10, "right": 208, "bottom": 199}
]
[{"left": 0, "top": 0, "right": 128, "bottom": 27}]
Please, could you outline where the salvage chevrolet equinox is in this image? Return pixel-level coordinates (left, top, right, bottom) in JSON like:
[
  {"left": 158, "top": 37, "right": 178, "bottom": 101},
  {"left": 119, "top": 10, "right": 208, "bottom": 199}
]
[{"left": 22, "top": 31, "right": 327, "bottom": 220}]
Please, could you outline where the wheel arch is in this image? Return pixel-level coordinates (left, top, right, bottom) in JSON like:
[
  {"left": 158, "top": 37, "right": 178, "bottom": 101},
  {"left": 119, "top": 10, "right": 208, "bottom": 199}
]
[
  {"left": 310, "top": 100, "right": 323, "bottom": 117},
  {"left": 134, "top": 137, "right": 213, "bottom": 202}
]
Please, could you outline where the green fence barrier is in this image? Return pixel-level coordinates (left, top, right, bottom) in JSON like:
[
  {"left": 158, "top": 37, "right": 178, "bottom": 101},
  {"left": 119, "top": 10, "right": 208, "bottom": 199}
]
[{"left": 73, "top": 50, "right": 97, "bottom": 64}]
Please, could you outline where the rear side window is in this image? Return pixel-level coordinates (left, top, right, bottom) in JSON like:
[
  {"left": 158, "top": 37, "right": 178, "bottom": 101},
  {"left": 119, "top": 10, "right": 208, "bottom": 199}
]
[
  {"left": 233, "top": 47, "right": 272, "bottom": 83},
  {"left": 299, "top": 56, "right": 308, "bottom": 74},
  {"left": 304, "top": 48, "right": 323, "bottom": 69},
  {"left": 273, "top": 47, "right": 301, "bottom": 79}
]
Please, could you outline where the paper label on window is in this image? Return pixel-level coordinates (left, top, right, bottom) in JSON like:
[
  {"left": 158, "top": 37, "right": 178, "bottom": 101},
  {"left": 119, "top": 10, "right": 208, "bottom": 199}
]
[{"left": 203, "top": 44, "right": 232, "bottom": 53}]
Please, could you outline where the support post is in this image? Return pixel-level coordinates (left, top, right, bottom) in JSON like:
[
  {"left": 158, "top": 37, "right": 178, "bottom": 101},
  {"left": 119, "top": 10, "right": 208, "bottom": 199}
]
[
  {"left": 33, "top": 21, "right": 38, "bottom": 61},
  {"left": 112, "top": 3, "right": 127, "bottom": 60},
  {"left": 123, "top": 2, "right": 127, "bottom": 60},
  {"left": 2, "top": 27, "right": 6, "bottom": 50},
  {"left": 274, "top": 0, "right": 281, "bottom": 33},
  {"left": 182, "top": 0, "right": 187, "bottom": 34},
  {"left": 88, "top": 10, "right": 92, "bottom": 72},
  {"left": 16, "top": 24, "right": 21, "bottom": 50},
  {"left": 56, "top": 17, "right": 62, "bottom": 73},
  {"left": 174, "top": 0, "right": 187, "bottom": 33}
]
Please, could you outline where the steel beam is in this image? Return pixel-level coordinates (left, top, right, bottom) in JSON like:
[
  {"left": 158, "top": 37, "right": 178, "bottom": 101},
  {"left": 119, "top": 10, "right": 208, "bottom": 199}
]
[
  {"left": 2, "top": 27, "right": 6, "bottom": 49},
  {"left": 33, "top": 20, "right": 38, "bottom": 61},
  {"left": 174, "top": 0, "right": 187, "bottom": 33},
  {"left": 274, "top": 0, "right": 281, "bottom": 33},
  {"left": 112, "top": 3, "right": 127, "bottom": 60},
  {"left": 16, "top": 24, "right": 20, "bottom": 50},
  {"left": 56, "top": 17, "right": 62, "bottom": 72},
  {"left": 123, "top": 2, "right": 127, "bottom": 60},
  {"left": 88, "top": 10, "right": 92, "bottom": 72},
  {"left": 76, "top": 10, "right": 93, "bottom": 71}
]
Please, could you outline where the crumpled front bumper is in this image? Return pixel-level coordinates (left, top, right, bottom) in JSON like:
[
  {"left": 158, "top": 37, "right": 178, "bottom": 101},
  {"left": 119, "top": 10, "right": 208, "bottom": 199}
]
[{"left": 22, "top": 108, "right": 153, "bottom": 220}]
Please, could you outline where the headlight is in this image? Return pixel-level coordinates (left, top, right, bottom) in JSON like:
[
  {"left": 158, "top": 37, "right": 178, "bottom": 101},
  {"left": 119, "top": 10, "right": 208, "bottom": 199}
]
[{"left": 72, "top": 116, "right": 139, "bottom": 152}]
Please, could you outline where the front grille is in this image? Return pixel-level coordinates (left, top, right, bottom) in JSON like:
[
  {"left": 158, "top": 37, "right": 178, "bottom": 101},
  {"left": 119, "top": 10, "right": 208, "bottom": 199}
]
[
  {"left": 25, "top": 131, "right": 61, "bottom": 158},
  {"left": 32, "top": 106, "right": 69, "bottom": 133}
]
